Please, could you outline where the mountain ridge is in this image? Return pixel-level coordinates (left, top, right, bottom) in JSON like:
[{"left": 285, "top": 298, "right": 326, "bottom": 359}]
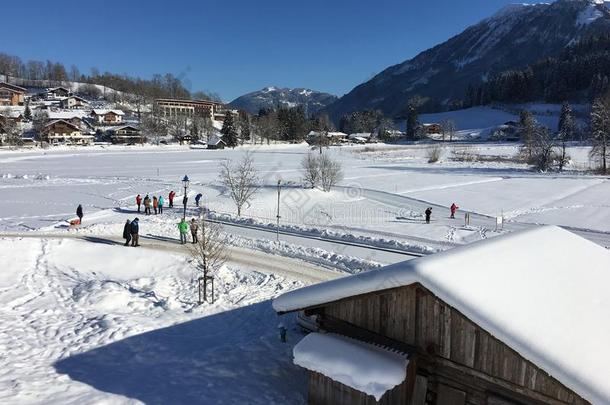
[{"left": 323, "top": 0, "right": 610, "bottom": 120}]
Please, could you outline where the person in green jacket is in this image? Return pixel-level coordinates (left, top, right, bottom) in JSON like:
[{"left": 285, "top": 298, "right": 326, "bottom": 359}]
[{"left": 178, "top": 218, "right": 188, "bottom": 244}]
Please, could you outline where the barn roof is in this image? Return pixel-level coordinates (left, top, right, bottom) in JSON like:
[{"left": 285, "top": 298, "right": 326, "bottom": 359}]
[
  {"left": 92, "top": 109, "right": 124, "bottom": 116},
  {"left": 0, "top": 82, "right": 27, "bottom": 93},
  {"left": 273, "top": 226, "right": 610, "bottom": 404}
]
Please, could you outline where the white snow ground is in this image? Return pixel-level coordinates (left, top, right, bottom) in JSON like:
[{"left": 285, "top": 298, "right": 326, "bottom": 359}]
[
  {"left": 0, "top": 140, "right": 609, "bottom": 403},
  {"left": 0, "top": 237, "right": 308, "bottom": 404}
]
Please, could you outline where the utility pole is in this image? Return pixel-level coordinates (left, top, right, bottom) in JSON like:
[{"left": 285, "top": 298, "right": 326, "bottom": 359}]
[{"left": 276, "top": 179, "right": 281, "bottom": 242}]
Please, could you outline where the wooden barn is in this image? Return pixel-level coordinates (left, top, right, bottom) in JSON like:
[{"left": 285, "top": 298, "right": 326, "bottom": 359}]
[
  {"left": 0, "top": 82, "right": 26, "bottom": 106},
  {"left": 273, "top": 226, "right": 610, "bottom": 405}
]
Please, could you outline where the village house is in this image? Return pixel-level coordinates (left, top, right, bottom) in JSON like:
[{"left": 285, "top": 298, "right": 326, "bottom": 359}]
[
  {"left": 43, "top": 86, "right": 71, "bottom": 100},
  {"left": 111, "top": 125, "right": 144, "bottom": 144},
  {"left": 273, "top": 226, "right": 610, "bottom": 405},
  {"left": 43, "top": 119, "right": 94, "bottom": 145},
  {"left": 0, "top": 82, "right": 26, "bottom": 106},
  {"left": 422, "top": 123, "right": 442, "bottom": 135},
  {"left": 306, "top": 131, "right": 349, "bottom": 146},
  {"left": 60, "top": 95, "right": 89, "bottom": 109},
  {"left": 91, "top": 109, "right": 124, "bottom": 125},
  {"left": 348, "top": 132, "right": 373, "bottom": 144},
  {"left": 155, "top": 98, "right": 225, "bottom": 120}
]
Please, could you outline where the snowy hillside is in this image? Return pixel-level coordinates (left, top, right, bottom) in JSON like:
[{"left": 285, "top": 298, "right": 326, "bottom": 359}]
[
  {"left": 324, "top": 0, "right": 610, "bottom": 119},
  {"left": 230, "top": 86, "right": 337, "bottom": 114}
]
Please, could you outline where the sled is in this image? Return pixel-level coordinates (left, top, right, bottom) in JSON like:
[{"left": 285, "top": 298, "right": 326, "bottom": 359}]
[{"left": 69, "top": 218, "right": 81, "bottom": 226}]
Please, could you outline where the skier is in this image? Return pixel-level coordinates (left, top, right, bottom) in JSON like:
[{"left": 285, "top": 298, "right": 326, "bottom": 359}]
[
  {"left": 195, "top": 193, "right": 203, "bottom": 207},
  {"left": 143, "top": 194, "right": 151, "bottom": 215},
  {"left": 450, "top": 203, "right": 459, "bottom": 219},
  {"left": 130, "top": 217, "right": 140, "bottom": 247},
  {"left": 136, "top": 194, "right": 142, "bottom": 213},
  {"left": 76, "top": 204, "right": 83, "bottom": 224},
  {"left": 178, "top": 218, "right": 189, "bottom": 244},
  {"left": 123, "top": 219, "right": 132, "bottom": 246},
  {"left": 190, "top": 218, "right": 199, "bottom": 244},
  {"left": 158, "top": 195, "right": 164, "bottom": 214},
  {"left": 152, "top": 196, "right": 158, "bottom": 215},
  {"left": 425, "top": 207, "right": 432, "bottom": 224},
  {"left": 168, "top": 190, "right": 176, "bottom": 208}
]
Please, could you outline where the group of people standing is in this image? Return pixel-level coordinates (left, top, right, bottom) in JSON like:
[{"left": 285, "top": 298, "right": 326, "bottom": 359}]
[
  {"left": 178, "top": 218, "right": 199, "bottom": 244},
  {"left": 424, "top": 202, "right": 460, "bottom": 224},
  {"left": 136, "top": 192, "right": 174, "bottom": 216},
  {"left": 123, "top": 218, "right": 140, "bottom": 247}
]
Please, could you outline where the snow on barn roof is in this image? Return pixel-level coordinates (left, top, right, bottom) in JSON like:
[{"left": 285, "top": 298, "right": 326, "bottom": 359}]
[
  {"left": 273, "top": 226, "right": 610, "bottom": 404},
  {"left": 92, "top": 109, "right": 124, "bottom": 116},
  {"left": 293, "top": 333, "right": 409, "bottom": 401},
  {"left": 348, "top": 132, "right": 371, "bottom": 138},
  {"left": 207, "top": 134, "right": 225, "bottom": 146}
]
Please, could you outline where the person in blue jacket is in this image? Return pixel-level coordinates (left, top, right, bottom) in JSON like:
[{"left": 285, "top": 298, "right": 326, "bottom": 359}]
[
  {"left": 195, "top": 193, "right": 203, "bottom": 207},
  {"left": 130, "top": 217, "right": 140, "bottom": 247}
]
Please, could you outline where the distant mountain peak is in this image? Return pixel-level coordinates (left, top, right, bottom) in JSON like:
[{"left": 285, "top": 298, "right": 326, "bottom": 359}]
[{"left": 230, "top": 87, "right": 337, "bottom": 115}]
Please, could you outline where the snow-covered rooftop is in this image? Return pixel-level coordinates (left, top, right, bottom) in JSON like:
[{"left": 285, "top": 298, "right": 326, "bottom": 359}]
[
  {"left": 274, "top": 226, "right": 610, "bottom": 404},
  {"left": 293, "top": 332, "right": 408, "bottom": 401},
  {"left": 92, "top": 109, "right": 124, "bottom": 116}
]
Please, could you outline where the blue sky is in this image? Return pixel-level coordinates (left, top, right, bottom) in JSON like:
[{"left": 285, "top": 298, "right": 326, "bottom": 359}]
[{"left": 0, "top": 0, "right": 534, "bottom": 101}]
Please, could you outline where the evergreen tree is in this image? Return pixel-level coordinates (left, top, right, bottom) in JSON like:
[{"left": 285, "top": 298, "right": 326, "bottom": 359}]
[
  {"left": 557, "top": 101, "right": 575, "bottom": 170},
  {"left": 23, "top": 102, "right": 31, "bottom": 120},
  {"left": 221, "top": 112, "right": 238, "bottom": 148},
  {"left": 406, "top": 104, "right": 419, "bottom": 140}
]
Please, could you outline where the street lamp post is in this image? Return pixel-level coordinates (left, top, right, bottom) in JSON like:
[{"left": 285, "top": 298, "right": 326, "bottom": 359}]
[
  {"left": 182, "top": 175, "right": 190, "bottom": 220},
  {"left": 276, "top": 179, "right": 281, "bottom": 242}
]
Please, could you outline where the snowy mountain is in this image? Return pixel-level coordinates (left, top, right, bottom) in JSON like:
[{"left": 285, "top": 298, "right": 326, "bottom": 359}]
[
  {"left": 324, "top": 0, "right": 610, "bottom": 120},
  {"left": 229, "top": 87, "right": 338, "bottom": 115}
]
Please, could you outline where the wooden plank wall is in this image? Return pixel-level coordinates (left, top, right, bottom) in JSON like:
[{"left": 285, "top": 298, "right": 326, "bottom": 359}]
[{"left": 322, "top": 284, "right": 587, "bottom": 404}]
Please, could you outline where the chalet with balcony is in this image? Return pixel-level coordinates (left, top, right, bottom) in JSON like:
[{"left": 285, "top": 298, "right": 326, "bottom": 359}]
[
  {"left": 0, "top": 82, "right": 26, "bottom": 106},
  {"left": 274, "top": 226, "right": 610, "bottom": 405},
  {"left": 91, "top": 109, "right": 124, "bottom": 125},
  {"left": 43, "top": 119, "right": 93, "bottom": 145},
  {"left": 111, "top": 125, "right": 144, "bottom": 144}
]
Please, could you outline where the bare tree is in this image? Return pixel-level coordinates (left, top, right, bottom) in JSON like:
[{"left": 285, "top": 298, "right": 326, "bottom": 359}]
[
  {"left": 441, "top": 119, "right": 456, "bottom": 142},
  {"left": 590, "top": 97, "right": 610, "bottom": 174},
  {"left": 530, "top": 126, "right": 556, "bottom": 172},
  {"left": 168, "top": 115, "right": 188, "bottom": 144},
  {"left": 32, "top": 110, "right": 49, "bottom": 147},
  {"left": 187, "top": 217, "right": 229, "bottom": 304},
  {"left": 219, "top": 153, "right": 260, "bottom": 216},
  {"left": 318, "top": 153, "right": 343, "bottom": 192},
  {"left": 301, "top": 152, "right": 320, "bottom": 188},
  {"left": 141, "top": 108, "right": 167, "bottom": 145}
]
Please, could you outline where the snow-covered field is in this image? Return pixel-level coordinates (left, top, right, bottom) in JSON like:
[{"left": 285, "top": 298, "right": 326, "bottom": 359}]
[
  {"left": 0, "top": 141, "right": 608, "bottom": 403},
  {"left": 0, "top": 237, "right": 308, "bottom": 404}
]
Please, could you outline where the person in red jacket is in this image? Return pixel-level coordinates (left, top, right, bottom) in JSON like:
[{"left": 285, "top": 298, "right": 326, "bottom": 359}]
[
  {"left": 169, "top": 191, "right": 176, "bottom": 208},
  {"left": 450, "top": 203, "right": 459, "bottom": 219},
  {"left": 136, "top": 194, "right": 142, "bottom": 213}
]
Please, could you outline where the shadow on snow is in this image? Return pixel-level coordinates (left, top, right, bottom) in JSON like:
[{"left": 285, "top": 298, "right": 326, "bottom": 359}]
[{"left": 54, "top": 301, "right": 307, "bottom": 405}]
